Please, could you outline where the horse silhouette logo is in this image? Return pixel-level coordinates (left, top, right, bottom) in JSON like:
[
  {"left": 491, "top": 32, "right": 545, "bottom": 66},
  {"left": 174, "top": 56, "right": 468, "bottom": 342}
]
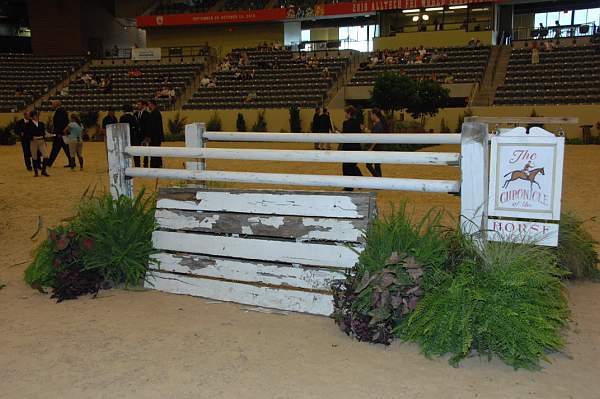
[{"left": 502, "top": 161, "right": 545, "bottom": 189}]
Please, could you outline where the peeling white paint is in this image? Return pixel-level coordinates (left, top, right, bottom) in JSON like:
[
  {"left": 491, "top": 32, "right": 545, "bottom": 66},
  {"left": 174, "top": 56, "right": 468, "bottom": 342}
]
[
  {"left": 156, "top": 210, "right": 220, "bottom": 230},
  {"left": 248, "top": 216, "right": 285, "bottom": 228}
]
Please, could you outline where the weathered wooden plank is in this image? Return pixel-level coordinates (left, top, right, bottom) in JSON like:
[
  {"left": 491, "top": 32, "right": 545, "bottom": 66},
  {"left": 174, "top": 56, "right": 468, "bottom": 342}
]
[
  {"left": 152, "top": 252, "right": 345, "bottom": 290},
  {"left": 156, "top": 189, "right": 374, "bottom": 219},
  {"left": 106, "top": 123, "right": 133, "bottom": 199},
  {"left": 146, "top": 271, "right": 334, "bottom": 315},
  {"left": 152, "top": 230, "right": 361, "bottom": 268},
  {"left": 155, "top": 209, "right": 367, "bottom": 242}
]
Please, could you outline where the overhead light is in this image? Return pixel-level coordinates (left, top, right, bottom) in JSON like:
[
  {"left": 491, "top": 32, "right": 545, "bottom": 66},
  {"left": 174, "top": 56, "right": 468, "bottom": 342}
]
[
  {"left": 412, "top": 15, "right": 419, "bottom": 21},
  {"left": 472, "top": 8, "right": 489, "bottom": 12},
  {"left": 449, "top": 5, "right": 468, "bottom": 10},
  {"left": 425, "top": 7, "right": 443, "bottom": 11},
  {"left": 422, "top": 14, "right": 429, "bottom": 21},
  {"left": 402, "top": 8, "right": 420, "bottom": 13}
]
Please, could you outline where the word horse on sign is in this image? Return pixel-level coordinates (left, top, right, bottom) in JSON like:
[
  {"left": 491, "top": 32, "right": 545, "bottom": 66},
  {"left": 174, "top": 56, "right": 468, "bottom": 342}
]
[{"left": 488, "top": 127, "right": 565, "bottom": 246}]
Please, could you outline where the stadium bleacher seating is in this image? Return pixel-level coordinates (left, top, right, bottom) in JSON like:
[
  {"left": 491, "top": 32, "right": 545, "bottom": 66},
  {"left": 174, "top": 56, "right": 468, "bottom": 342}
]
[
  {"left": 184, "top": 48, "right": 349, "bottom": 109},
  {"left": 349, "top": 46, "right": 491, "bottom": 86},
  {"left": 40, "top": 62, "right": 205, "bottom": 112},
  {"left": 0, "top": 53, "right": 86, "bottom": 112},
  {"left": 494, "top": 44, "right": 600, "bottom": 105}
]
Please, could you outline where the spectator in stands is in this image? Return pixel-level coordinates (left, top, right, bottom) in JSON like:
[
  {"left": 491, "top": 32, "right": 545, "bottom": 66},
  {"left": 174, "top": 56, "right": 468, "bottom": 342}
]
[
  {"left": 200, "top": 75, "right": 211, "bottom": 87},
  {"left": 81, "top": 72, "right": 93, "bottom": 87},
  {"left": 15, "top": 86, "right": 24, "bottom": 96},
  {"left": 47, "top": 100, "right": 70, "bottom": 168},
  {"left": 531, "top": 45, "right": 540, "bottom": 65},
  {"left": 311, "top": 107, "right": 321, "bottom": 149},
  {"left": 63, "top": 113, "right": 84, "bottom": 170},
  {"left": 155, "top": 86, "right": 174, "bottom": 99},
  {"left": 249, "top": 69, "right": 256, "bottom": 79},
  {"left": 99, "top": 75, "right": 113, "bottom": 93},
  {"left": 433, "top": 18, "right": 442, "bottom": 31},
  {"left": 340, "top": 105, "right": 363, "bottom": 190},
  {"left": 144, "top": 100, "right": 164, "bottom": 168},
  {"left": 444, "top": 74, "right": 454, "bottom": 84},
  {"left": 244, "top": 91, "right": 257, "bottom": 103},
  {"left": 321, "top": 66, "right": 330, "bottom": 79},
  {"left": 365, "top": 108, "right": 388, "bottom": 178},
  {"left": 101, "top": 108, "right": 118, "bottom": 139},
  {"left": 26, "top": 110, "right": 50, "bottom": 177},
  {"left": 60, "top": 86, "right": 69, "bottom": 96},
  {"left": 317, "top": 108, "right": 333, "bottom": 150},
  {"left": 120, "top": 104, "right": 142, "bottom": 167},
  {"left": 128, "top": 68, "right": 142, "bottom": 78},
  {"left": 16, "top": 110, "right": 32, "bottom": 171},
  {"left": 554, "top": 21, "right": 561, "bottom": 38},
  {"left": 207, "top": 79, "right": 217, "bottom": 88}
]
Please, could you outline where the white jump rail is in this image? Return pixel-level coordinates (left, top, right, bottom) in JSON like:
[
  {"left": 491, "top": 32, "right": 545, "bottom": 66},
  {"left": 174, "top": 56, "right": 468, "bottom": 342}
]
[{"left": 106, "top": 121, "right": 489, "bottom": 234}]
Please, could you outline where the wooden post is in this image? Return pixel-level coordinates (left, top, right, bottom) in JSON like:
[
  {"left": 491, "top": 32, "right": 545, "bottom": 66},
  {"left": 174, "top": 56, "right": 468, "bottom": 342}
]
[
  {"left": 185, "top": 122, "right": 205, "bottom": 171},
  {"left": 106, "top": 123, "right": 133, "bottom": 199},
  {"left": 460, "top": 121, "right": 489, "bottom": 238}
]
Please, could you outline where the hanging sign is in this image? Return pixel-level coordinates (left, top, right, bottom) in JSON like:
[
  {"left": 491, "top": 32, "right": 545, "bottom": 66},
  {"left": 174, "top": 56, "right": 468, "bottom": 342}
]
[{"left": 487, "top": 127, "right": 565, "bottom": 246}]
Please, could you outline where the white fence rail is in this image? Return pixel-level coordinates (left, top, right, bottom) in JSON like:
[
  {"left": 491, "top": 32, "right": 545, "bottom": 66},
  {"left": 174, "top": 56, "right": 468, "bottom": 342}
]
[{"left": 106, "top": 121, "right": 489, "bottom": 234}]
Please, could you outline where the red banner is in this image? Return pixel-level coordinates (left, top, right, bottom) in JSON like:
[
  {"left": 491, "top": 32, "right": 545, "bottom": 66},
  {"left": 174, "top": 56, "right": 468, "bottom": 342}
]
[
  {"left": 137, "top": 8, "right": 287, "bottom": 28},
  {"left": 137, "top": 0, "right": 497, "bottom": 28},
  {"left": 322, "top": 0, "right": 495, "bottom": 16}
]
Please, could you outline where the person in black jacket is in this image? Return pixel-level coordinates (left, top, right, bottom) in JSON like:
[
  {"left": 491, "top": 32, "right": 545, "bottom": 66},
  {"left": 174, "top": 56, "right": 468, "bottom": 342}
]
[
  {"left": 26, "top": 110, "right": 50, "bottom": 177},
  {"left": 340, "top": 106, "right": 363, "bottom": 191},
  {"left": 317, "top": 108, "right": 333, "bottom": 150},
  {"left": 311, "top": 107, "right": 321, "bottom": 149},
  {"left": 47, "top": 100, "right": 71, "bottom": 167},
  {"left": 135, "top": 100, "right": 151, "bottom": 167},
  {"left": 144, "top": 100, "right": 164, "bottom": 168},
  {"left": 101, "top": 107, "right": 118, "bottom": 138},
  {"left": 119, "top": 104, "right": 142, "bottom": 167},
  {"left": 366, "top": 108, "right": 388, "bottom": 177},
  {"left": 15, "top": 111, "right": 32, "bottom": 171}
]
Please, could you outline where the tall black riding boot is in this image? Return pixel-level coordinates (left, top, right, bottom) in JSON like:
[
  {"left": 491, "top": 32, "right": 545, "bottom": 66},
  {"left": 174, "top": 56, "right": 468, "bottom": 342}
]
[
  {"left": 78, "top": 156, "right": 84, "bottom": 170},
  {"left": 69, "top": 157, "right": 76, "bottom": 169},
  {"left": 41, "top": 158, "right": 50, "bottom": 177},
  {"left": 32, "top": 159, "right": 39, "bottom": 177}
]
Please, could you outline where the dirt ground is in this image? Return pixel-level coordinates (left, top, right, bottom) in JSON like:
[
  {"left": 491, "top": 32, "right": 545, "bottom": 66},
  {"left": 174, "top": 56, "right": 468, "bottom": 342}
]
[{"left": 1, "top": 141, "right": 599, "bottom": 399}]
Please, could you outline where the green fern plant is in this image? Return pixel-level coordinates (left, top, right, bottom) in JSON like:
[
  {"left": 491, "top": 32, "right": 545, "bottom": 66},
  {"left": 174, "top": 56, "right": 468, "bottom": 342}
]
[
  {"left": 399, "top": 235, "right": 570, "bottom": 370},
  {"left": 289, "top": 105, "right": 301, "bottom": 133},
  {"left": 74, "top": 190, "right": 157, "bottom": 287},
  {"left": 206, "top": 112, "right": 222, "bottom": 131},
  {"left": 557, "top": 212, "right": 599, "bottom": 280},
  {"left": 167, "top": 112, "right": 188, "bottom": 137},
  {"left": 252, "top": 110, "right": 268, "bottom": 132},
  {"left": 236, "top": 113, "right": 247, "bottom": 132}
]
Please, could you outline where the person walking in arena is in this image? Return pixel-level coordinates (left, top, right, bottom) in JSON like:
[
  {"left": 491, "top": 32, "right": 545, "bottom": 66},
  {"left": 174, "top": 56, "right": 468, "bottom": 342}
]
[
  {"left": 366, "top": 108, "right": 388, "bottom": 178},
  {"left": 63, "top": 113, "right": 84, "bottom": 170},
  {"left": 135, "top": 100, "right": 151, "bottom": 167},
  {"left": 311, "top": 107, "right": 321, "bottom": 149},
  {"left": 120, "top": 104, "right": 142, "bottom": 167},
  {"left": 47, "top": 100, "right": 70, "bottom": 167},
  {"left": 340, "top": 106, "right": 363, "bottom": 191},
  {"left": 26, "top": 110, "right": 50, "bottom": 177},
  {"left": 16, "top": 110, "right": 32, "bottom": 171},
  {"left": 145, "top": 100, "right": 164, "bottom": 168},
  {"left": 317, "top": 107, "right": 333, "bottom": 150}
]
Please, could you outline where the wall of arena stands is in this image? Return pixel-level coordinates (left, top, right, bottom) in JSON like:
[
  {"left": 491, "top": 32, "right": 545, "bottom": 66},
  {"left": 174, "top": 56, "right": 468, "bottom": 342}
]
[
  {"left": 1, "top": 104, "right": 596, "bottom": 140},
  {"left": 146, "top": 24, "right": 285, "bottom": 57}
]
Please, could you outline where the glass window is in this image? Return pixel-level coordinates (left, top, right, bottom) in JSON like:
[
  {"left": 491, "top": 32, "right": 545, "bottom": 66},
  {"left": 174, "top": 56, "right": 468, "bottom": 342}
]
[
  {"left": 588, "top": 8, "right": 600, "bottom": 25},
  {"left": 558, "top": 10, "right": 572, "bottom": 26},
  {"left": 573, "top": 9, "right": 588, "bottom": 25}
]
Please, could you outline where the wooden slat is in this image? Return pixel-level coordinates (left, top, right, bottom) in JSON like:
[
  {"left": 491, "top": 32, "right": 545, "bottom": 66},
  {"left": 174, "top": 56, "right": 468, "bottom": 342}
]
[
  {"left": 152, "top": 230, "right": 361, "bottom": 268},
  {"left": 146, "top": 271, "right": 334, "bottom": 315},
  {"left": 157, "top": 188, "right": 374, "bottom": 219},
  {"left": 152, "top": 252, "right": 345, "bottom": 291},
  {"left": 155, "top": 209, "right": 367, "bottom": 243}
]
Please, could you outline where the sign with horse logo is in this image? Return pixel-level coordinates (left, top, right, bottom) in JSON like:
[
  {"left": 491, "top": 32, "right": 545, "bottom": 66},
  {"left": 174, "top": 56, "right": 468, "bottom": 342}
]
[{"left": 487, "top": 126, "right": 564, "bottom": 246}]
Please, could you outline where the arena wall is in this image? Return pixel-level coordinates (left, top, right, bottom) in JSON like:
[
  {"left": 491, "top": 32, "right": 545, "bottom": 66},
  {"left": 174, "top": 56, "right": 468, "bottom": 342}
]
[
  {"left": 374, "top": 30, "right": 493, "bottom": 50},
  {"left": 2, "top": 105, "right": 595, "bottom": 140},
  {"left": 146, "top": 24, "right": 285, "bottom": 57}
]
